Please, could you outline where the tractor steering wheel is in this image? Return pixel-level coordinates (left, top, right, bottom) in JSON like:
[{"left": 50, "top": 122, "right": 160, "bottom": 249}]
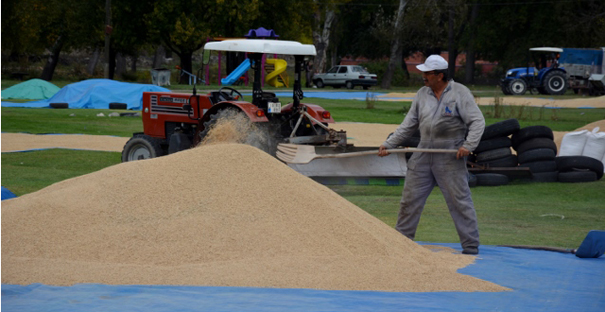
[{"left": 217, "top": 87, "right": 244, "bottom": 102}]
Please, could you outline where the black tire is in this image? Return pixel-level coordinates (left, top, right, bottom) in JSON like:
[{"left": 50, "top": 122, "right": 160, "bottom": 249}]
[
  {"left": 345, "top": 81, "right": 354, "bottom": 89},
  {"left": 558, "top": 171, "right": 597, "bottom": 183},
  {"left": 475, "top": 173, "right": 509, "bottom": 186},
  {"left": 315, "top": 79, "right": 325, "bottom": 88},
  {"left": 501, "top": 80, "right": 512, "bottom": 95},
  {"left": 519, "top": 160, "right": 557, "bottom": 173},
  {"left": 474, "top": 136, "right": 512, "bottom": 154},
  {"left": 518, "top": 148, "right": 556, "bottom": 163},
  {"left": 468, "top": 173, "right": 477, "bottom": 187},
  {"left": 555, "top": 156, "right": 604, "bottom": 180},
  {"left": 109, "top": 102, "right": 128, "bottom": 110},
  {"left": 476, "top": 147, "right": 512, "bottom": 162},
  {"left": 531, "top": 171, "right": 559, "bottom": 183},
  {"left": 121, "top": 134, "right": 164, "bottom": 162},
  {"left": 478, "top": 154, "right": 518, "bottom": 168},
  {"left": 516, "top": 137, "right": 557, "bottom": 155},
  {"left": 543, "top": 70, "right": 568, "bottom": 95},
  {"left": 512, "top": 126, "right": 554, "bottom": 149},
  {"left": 50, "top": 103, "right": 69, "bottom": 109},
  {"left": 481, "top": 119, "right": 520, "bottom": 140},
  {"left": 509, "top": 79, "right": 527, "bottom": 95}
]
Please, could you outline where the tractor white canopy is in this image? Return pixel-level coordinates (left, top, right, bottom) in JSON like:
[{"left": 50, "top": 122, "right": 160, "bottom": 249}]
[
  {"left": 204, "top": 39, "right": 317, "bottom": 56},
  {"left": 529, "top": 47, "right": 564, "bottom": 53}
]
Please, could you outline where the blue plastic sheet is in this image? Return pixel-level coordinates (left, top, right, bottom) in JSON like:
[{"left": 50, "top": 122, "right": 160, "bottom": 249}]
[
  {"left": 576, "top": 230, "right": 605, "bottom": 258},
  {"left": 3, "top": 244, "right": 603, "bottom": 311},
  {"left": 1, "top": 186, "right": 17, "bottom": 200},
  {"left": 1, "top": 79, "right": 170, "bottom": 110}
]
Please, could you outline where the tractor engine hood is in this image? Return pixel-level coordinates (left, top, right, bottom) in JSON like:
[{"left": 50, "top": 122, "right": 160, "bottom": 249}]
[{"left": 506, "top": 67, "right": 536, "bottom": 78}]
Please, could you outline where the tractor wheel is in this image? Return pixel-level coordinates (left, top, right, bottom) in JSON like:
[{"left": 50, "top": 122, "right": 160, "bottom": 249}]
[
  {"left": 315, "top": 79, "right": 325, "bottom": 88},
  {"left": 543, "top": 71, "right": 568, "bottom": 95},
  {"left": 121, "top": 134, "right": 164, "bottom": 162},
  {"left": 509, "top": 79, "right": 527, "bottom": 95},
  {"left": 346, "top": 81, "right": 354, "bottom": 89},
  {"left": 501, "top": 80, "right": 512, "bottom": 95}
]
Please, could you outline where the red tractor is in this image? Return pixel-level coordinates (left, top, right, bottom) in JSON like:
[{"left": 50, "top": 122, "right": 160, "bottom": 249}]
[{"left": 122, "top": 39, "right": 346, "bottom": 162}]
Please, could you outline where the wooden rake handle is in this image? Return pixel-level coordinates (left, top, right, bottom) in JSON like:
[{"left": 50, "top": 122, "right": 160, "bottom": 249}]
[{"left": 316, "top": 148, "right": 459, "bottom": 159}]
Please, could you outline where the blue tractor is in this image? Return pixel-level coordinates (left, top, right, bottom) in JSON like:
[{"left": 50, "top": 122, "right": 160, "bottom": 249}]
[{"left": 501, "top": 47, "right": 568, "bottom": 96}]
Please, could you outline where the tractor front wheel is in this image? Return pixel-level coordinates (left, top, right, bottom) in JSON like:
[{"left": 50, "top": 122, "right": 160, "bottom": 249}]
[
  {"left": 509, "top": 79, "right": 527, "bottom": 95},
  {"left": 543, "top": 71, "right": 568, "bottom": 95},
  {"left": 501, "top": 80, "right": 512, "bottom": 95},
  {"left": 121, "top": 134, "right": 164, "bottom": 162}
]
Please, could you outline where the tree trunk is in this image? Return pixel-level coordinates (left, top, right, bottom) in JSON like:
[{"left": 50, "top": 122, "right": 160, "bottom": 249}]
[
  {"left": 179, "top": 51, "right": 193, "bottom": 84},
  {"left": 40, "top": 35, "right": 65, "bottom": 81},
  {"left": 381, "top": 0, "right": 408, "bottom": 89},
  {"left": 152, "top": 45, "right": 165, "bottom": 69},
  {"left": 465, "top": 2, "right": 479, "bottom": 84},
  {"left": 116, "top": 53, "right": 126, "bottom": 78},
  {"left": 108, "top": 47, "right": 116, "bottom": 80},
  {"left": 447, "top": 7, "right": 457, "bottom": 80},
  {"left": 131, "top": 53, "right": 137, "bottom": 72},
  {"left": 312, "top": 9, "right": 336, "bottom": 74},
  {"left": 87, "top": 47, "right": 101, "bottom": 76}
]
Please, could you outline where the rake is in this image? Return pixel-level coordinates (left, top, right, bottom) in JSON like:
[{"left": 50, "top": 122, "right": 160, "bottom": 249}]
[{"left": 276, "top": 143, "right": 458, "bottom": 164}]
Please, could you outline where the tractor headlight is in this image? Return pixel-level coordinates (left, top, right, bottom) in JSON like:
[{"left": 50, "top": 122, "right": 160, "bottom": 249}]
[{"left": 506, "top": 71, "right": 513, "bottom": 77}]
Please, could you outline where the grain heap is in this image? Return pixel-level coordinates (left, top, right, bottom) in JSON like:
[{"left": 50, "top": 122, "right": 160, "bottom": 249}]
[{"left": 2, "top": 125, "right": 508, "bottom": 292}]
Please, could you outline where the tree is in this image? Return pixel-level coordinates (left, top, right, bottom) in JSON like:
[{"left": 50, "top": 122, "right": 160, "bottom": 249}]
[
  {"left": 381, "top": 0, "right": 408, "bottom": 89},
  {"left": 147, "top": 0, "right": 260, "bottom": 84},
  {"left": 311, "top": 5, "right": 337, "bottom": 73}
]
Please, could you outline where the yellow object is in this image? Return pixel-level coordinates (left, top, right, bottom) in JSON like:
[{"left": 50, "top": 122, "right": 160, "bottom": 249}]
[{"left": 265, "top": 58, "right": 288, "bottom": 88}]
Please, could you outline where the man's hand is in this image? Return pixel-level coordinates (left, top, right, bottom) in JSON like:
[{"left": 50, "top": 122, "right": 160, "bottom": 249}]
[
  {"left": 378, "top": 145, "right": 390, "bottom": 157},
  {"left": 457, "top": 146, "right": 470, "bottom": 159}
]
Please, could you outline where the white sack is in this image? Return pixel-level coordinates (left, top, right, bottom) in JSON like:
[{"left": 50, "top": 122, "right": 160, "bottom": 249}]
[
  {"left": 582, "top": 127, "right": 605, "bottom": 164},
  {"left": 559, "top": 129, "right": 589, "bottom": 156}
]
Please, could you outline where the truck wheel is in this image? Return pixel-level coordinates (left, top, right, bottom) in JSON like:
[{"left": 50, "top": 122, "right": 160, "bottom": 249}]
[
  {"left": 346, "top": 81, "right": 354, "bottom": 89},
  {"left": 315, "top": 79, "right": 325, "bottom": 88},
  {"left": 121, "top": 134, "right": 164, "bottom": 162},
  {"left": 509, "top": 79, "right": 527, "bottom": 95},
  {"left": 543, "top": 71, "right": 568, "bottom": 95}
]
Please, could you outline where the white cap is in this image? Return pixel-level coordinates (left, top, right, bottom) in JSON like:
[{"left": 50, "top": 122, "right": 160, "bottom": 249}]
[{"left": 416, "top": 55, "right": 448, "bottom": 72}]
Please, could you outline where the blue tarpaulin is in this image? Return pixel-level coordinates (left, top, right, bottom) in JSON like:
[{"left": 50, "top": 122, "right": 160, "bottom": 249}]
[
  {"left": 1, "top": 79, "right": 170, "bottom": 110},
  {"left": 1, "top": 186, "right": 17, "bottom": 200},
  {"left": 2, "top": 244, "right": 603, "bottom": 311}
]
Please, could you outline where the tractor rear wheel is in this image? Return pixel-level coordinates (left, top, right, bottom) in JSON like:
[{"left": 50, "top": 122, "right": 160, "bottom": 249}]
[
  {"left": 543, "top": 71, "right": 568, "bottom": 95},
  {"left": 121, "top": 134, "right": 164, "bottom": 162},
  {"left": 509, "top": 79, "right": 527, "bottom": 95}
]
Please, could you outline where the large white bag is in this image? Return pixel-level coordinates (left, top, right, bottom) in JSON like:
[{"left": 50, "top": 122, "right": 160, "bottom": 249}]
[
  {"left": 559, "top": 129, "right": 589, "bottom": 156},
  {"left": 582, "top": 127, "right": 605, "bottom": 165}
]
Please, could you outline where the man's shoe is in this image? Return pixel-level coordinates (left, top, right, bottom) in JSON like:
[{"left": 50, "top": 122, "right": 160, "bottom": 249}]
[{"left": 462, "top": 247, "right": 479, "bottom": 255}]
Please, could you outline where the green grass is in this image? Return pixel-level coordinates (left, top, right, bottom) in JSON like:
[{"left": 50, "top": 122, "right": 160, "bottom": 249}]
[
  {"left": 329, "top": 180, "right": 605, "bottom": 249},
  {"left": 1, "top": 107, "right": 142, "bottom": 137},
  {"left": 2, "top": 149, "right": 121, "bottom": 196}
]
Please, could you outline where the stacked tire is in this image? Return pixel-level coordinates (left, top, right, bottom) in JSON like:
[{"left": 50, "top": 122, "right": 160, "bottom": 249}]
[
  {"left": 472, "top": 119, "right": 520, "bottom": 186},
  {"left": 512, "top": 125, "right": 559, "bottom": 183},
  {"left": 556, "top": 156, "right": 604, "bottom": 183}
]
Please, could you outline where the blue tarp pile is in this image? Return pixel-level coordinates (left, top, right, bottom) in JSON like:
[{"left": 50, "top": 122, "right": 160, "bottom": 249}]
[{"left": 1, "top": 79, "right": 170, "bottom": 110}]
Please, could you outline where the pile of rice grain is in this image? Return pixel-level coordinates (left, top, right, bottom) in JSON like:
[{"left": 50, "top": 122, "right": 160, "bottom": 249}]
[{"left": 2, "top": 143, "right": 507, "bottom": 292}]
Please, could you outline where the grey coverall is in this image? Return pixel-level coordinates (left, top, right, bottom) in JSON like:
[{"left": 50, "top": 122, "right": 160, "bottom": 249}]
[{"left": 382, "top": 80, "right": 485, "bottom": 249}]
